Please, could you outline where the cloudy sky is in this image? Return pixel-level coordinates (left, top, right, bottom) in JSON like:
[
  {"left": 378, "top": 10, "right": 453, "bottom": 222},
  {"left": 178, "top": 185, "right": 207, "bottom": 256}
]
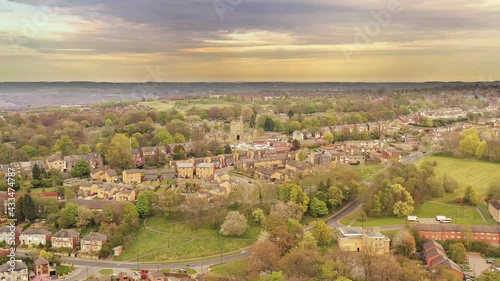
[{"left": 1, "top": 0, "right": 499, "bottom": 82}]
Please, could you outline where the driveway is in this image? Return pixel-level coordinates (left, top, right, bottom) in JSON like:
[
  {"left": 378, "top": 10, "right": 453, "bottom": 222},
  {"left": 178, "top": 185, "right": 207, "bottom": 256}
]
[{"left": 468, "top": 252, "right": 489, "bottom": 276}]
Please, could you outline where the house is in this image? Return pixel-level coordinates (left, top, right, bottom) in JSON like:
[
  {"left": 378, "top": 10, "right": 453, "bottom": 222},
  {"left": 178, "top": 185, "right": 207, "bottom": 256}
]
[
  {"left": 417, "top": 224, "right": 500, "bottom": 244},
  {"left": 0, "top": 260, "right": 28, "bottom": 281},
  {"left": 488, "top": 199, "right": 500, "bottom": 222},
  {"left": 19, "top": 229, "right": 52, "bottom": 246},
  {"left": 214, "top": 169, "right": 230, "bottom": 183},
  {"left": 149, "top": 271, "right": 165, "bottom": 281},
  {"left": 143, "top": 169, "right": 159, "bottom": 182},
  {"left": 102, "top": 169, "right": 119, "bottom": 183},
  {"left": 196, "top": 163, "right": 215, "bottom": 179},
  {"left": 81, "top": 232, "right": 107, "bottom": 253},
  {"left": 45, "top": 154, "right": 66, "bottom": 173},
  {"left": 33, "top": 257, "right": 55, "bottom": 277},
  {"left": 177, "top": 162, "right": 194, "bottom": 178},
  {"left": 79, "top": 183, "right": 100, "bottom": 196},
  {"left": 423, "top": 240, "right": 463, "bottom": 279},
  {"left": 337, "top": 227, "right": 390, "bottom": 255},
  {"left": 98, "top": 185, "right": 118, "bottom": 200},
  {"left": 123, "top": 169, "right": 142, "bottom": 184},
  {"left": 51, "top": 229, "right": 80, "bottom": 249},
  {"left": 0, "top": 225, "right": 22, "bottom": 244},
  {"left": 115, "top": 188, "right": 136, "bottom": 201},
  {"left": 161, "top": 169, "right": 176, "bottom": 181},
  {"left": 91, "top": 169, "right": 104, "bottom": 180}
]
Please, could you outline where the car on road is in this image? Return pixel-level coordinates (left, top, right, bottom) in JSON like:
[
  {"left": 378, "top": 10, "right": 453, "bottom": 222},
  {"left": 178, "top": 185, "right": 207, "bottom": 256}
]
[
  {"left": 464, "top": 274, "right": 474, "bottom": 280},
  {"left": 248, "top": 180, "right": 252, "bottom": 184},
  {"left": 486, "top": 258, "right": 496, "bottom": 263}
]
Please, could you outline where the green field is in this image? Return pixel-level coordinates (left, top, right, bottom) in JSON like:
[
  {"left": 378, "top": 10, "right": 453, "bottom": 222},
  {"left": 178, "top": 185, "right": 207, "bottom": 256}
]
[
  {"left": 211, "top": 259, "right": 248, "bottom": 276},
  {"left": 115, "top": 216, "right": 260, "bottom": 262},
  {"left": 356, "top": 164, "right": 386, "bottom": 181},
  {"left": 341, "top": 201, "right": 491, "bottom": 227},
  {"left": 415, "top": 155, "right": 500, "bottom": 203}
]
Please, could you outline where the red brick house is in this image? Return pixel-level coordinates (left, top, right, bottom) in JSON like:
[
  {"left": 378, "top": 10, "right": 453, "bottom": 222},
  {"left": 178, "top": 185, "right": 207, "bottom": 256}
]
[
  {"left": 423, "top": 241, "right": 463, "bottom": 280},
  {"left": 418, "top": 224, "right": 500, "bottom": 244}
]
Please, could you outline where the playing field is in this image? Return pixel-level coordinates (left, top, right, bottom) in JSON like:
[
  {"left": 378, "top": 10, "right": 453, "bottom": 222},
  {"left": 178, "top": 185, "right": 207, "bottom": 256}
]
[{"left": 415, "top": 155, "right": 500, "bottom": 204}]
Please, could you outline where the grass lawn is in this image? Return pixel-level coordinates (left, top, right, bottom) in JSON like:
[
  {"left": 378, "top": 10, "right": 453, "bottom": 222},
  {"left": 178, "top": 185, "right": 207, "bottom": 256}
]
[
  {"left": 339, "top": 206, "right": 405, "bottom": 227},
  {"left": 27, "top": 187, "right": 57, "bottom": 193},
  {"left": 56, "top": 265, "right": 74, "bottom": 276},
  {"left": 341, "top": 202, "right": 491, "bottom": 227},
  {"left": 116, "top": 216, "right": 260, "bottom": 262},
  {"left": 356, "top": 164, "right": 385, "bottom": 181},
  {"left": 98, "top": 269, "right": 114, "bottom": 275},
  {"left": 414, "top": 202, "right": 489, "bottom": 225},
  {"left": 211, "top": 259, "right": 248, "bottom": 276},
  {"left": 415, "top": 155, "right": 500, "bottom": 203}
]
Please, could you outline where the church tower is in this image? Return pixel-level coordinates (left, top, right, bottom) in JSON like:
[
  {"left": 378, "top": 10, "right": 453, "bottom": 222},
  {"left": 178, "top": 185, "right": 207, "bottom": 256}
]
[{"left": 230, "top": 117, "right": 244, "bottom": 141}]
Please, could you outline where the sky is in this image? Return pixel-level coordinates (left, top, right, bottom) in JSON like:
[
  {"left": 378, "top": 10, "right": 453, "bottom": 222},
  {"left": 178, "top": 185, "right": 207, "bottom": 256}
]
[{"left": 0, "top": 0, "right": 499, "bottom": 82}]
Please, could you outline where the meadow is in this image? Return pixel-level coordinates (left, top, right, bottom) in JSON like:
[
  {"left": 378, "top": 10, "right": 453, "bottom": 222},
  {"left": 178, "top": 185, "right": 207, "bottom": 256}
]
[{"left": 415, "top": 155, "right": 500, "bottom": 204}]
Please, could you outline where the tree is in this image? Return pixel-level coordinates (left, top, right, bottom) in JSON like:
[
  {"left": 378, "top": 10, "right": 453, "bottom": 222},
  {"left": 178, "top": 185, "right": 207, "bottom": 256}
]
[
  {"left": 263, "top": 117, "right": 275, "bottom": 131},
  {"left": 391, "top": 184, "right": 414, "bottom": 217},
  {"left": 316, "top": 260, "right": 351, "bottom": 281},
  {"left": 270, "top": 201, "right": 304, "bottom": 221},
  {"left": 459, "top": 132, "right": 480, "bottom": 156},
  {"left": 279, "top": 184, "right": 310, "bottom": 214},
  {"left": 477, "top": 271, "right": 500, "bottom": 281},
  {"left": 137, "top": 192, "right": 153, "bottom": 218},
  {"left": 104, "top": 134, "right": 134, "bottom": 170},
  {"left": 123, "top": 202, "right": 140, "bottom": 227},
  {"left": 57, "top": 203, "right": 78, "bottom": 228},
  {"left": 247, "top": 240, "right": 281, "bottom": 274},
  {"left": 70, "top": 160, "right": 90, "bottom": 177},
  {"left": 280, "top": 247, "right": 321, "bottom": 279},
  {"left": 464, "top": 185, "right": 480, "bottom": 205},
  {"left": 309, "top": 198, "right": 328, "bottom": 217},
  {"left": 220, "top": 211, "right": 249, "bottom": 236},
  {"left": 173, "top": 133, "right": 186, "bottom": 143},
  {"left": 224, "top": 144, "right": 232, "bottom": 154},
  {"left": 392, "top": 229, "right": 416, "bottom": 257},
  {"left": 15, "top": 196, "right": 25, "bottom": 222},
  {"left": 327, "top": 186, "right": 344, "bottom": 208},
  {"left": 259, "top": 271, "right": 284, "bottom": 281},
  {"left": 448, "top": 243, "right": 467, "bottom": 264},
  {"left": 52, "top": 135, "right": 75, "bottom": 156},
  {"left": 76, "top": 207, "right": 95, "bottom": 228},
  {"left": 291, "top": 139, "right": 300, "bottom": 150},
  {"left": 310, "top": 220, "right": 333, "bottom": 245},
  {"left": 252, "top": 208, "right": 265, "bottom": 224},
  {"left": 323, "top": 131, "right": 334, "bottom": 144},
  {"left": 476, "top": 140, "right": 488, "bottom": 158},
  {"left": 22, "top": 194, "right": 36, "bottom": 221},
  {"left": 32, "top": 164, "right": 42, "bottom": 180},
  {"left": 173, "top": 144, "right": 187, "bottom": 160},
  {"left": 77, "top": 144, "right": 91, "bottom": 155}
]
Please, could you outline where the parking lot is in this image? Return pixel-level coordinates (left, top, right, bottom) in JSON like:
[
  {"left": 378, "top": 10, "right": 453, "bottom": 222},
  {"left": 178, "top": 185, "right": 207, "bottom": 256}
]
[
  {"left": 468, "top": 252, "right": 490, "bottom": 276},
  {"left": 418, "top": 218, "right": 442, "bottom": 225}
]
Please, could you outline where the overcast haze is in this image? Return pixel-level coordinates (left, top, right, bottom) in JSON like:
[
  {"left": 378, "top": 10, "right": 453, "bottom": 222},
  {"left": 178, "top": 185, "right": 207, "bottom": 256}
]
[{"left": 1, "top": 0, "right": 499, "bottom": 82}]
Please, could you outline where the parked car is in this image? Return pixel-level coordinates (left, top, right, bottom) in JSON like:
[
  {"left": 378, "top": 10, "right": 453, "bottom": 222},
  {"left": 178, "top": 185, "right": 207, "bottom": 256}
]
[
  {"left": 486, "top": 258, "right": 496, "bottom": 263},
  {"left": 461, "top": 264, "right": 471, "bottom": 270}
]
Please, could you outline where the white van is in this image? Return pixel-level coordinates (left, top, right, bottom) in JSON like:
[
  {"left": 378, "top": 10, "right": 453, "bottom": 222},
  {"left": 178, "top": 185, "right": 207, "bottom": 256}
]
[
  {"left": 440, "top": 218, "right": 452, "bottom": 223},
  {"left": 407, "top": 216, "right": 419, "bottom": 222}
]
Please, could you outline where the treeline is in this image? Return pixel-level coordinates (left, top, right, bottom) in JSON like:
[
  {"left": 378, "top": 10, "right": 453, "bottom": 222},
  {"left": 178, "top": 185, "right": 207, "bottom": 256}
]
[
  {"left": 438, "top": 127, "right": 500, "bottom": 163},
  {"left": 364, "top": 162, "right": 460, "bottom": 217}
]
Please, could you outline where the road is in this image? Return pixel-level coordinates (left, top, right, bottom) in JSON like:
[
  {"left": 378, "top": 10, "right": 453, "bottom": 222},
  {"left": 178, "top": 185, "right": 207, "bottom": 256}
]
[{"left": 61, "top": 251, "right": 249, "bottom": 277}]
